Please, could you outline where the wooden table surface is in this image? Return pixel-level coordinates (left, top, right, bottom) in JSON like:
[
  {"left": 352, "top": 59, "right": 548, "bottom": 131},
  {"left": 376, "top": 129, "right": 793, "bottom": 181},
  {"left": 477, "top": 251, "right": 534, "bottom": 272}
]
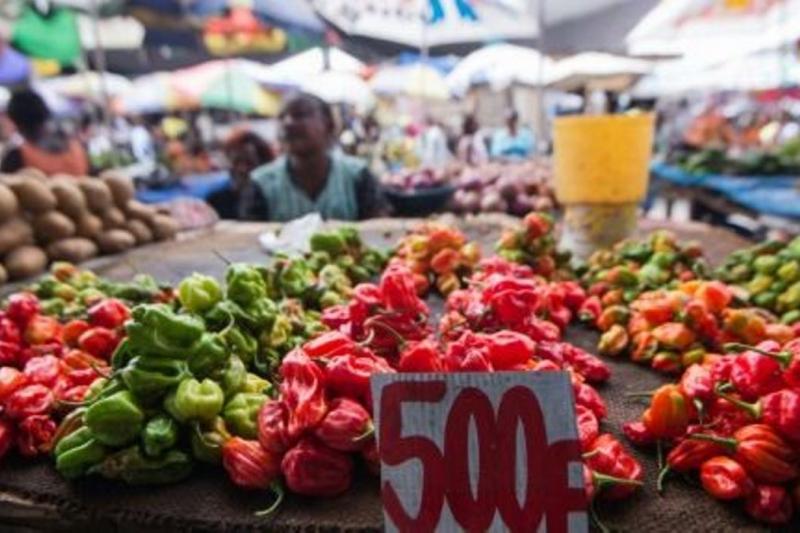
[{"left": 0, "top": 215, "right": 771, "bottom": 532}]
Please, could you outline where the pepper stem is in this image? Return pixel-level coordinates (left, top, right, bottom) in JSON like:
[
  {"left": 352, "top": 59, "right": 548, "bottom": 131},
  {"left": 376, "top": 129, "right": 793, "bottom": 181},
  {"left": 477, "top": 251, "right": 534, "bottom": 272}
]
[
  {"left": 687, "top": 433, "right": 738, "bottom": 450},
  {"left": 656, "top": 439, "right": 664, "bottom": 472},
  {"left": 624, "top": 390, "right": 656, "bottom": 398},
  {"left": 593, "top": 471, "right": 644, "bottom": 488},
  {"left": 589, "top": 501, "right": 611, "bottom": 533},
  {"left": 255, "top": 482, "right": 285, "bottom": 517},
  {"left": 723, "top": 342, "right": 793, "bottom": 367},
  {"left": 363, "top": 317, "right": 407, "bottom": 350},
  {"left": 714, "top": 384, "right": 761, "bottom": 419},
  {"left": 656, "top": 465, "right": 670, "bottom": 495},
  {"left": 353, "top": 423, "right": 375, "bottom": 443}
]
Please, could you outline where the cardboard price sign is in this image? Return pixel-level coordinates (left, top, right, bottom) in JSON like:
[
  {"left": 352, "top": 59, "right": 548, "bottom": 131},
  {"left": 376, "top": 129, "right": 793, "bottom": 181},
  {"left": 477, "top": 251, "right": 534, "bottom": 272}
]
[{"left": 371, "top": 372, "right": 588, "bottom": 533}]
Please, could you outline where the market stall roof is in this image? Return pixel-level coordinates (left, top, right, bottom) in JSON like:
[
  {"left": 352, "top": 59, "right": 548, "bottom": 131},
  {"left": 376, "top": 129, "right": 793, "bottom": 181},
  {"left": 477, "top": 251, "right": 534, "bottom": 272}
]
[
  {"left": 114, "top": 72, "right": 188, "bottom": 114},
  {"left": 38, "top": 71, "right": 133, "bottom": 103},
  {"left": 255, "top": 46, "right": 364, "bottom": 88},
  {"left": 312, "top": 0, "right": 539, "bottom": 49},
  {"left": 191, "top": 0, "right": 324, "bottom": 32},
  {"left": 371, "top": 62, "right": 450, "bottom": 100},
  {"left": 627, "top": 0, "right": 800, "bottom": 58},
  {"left": 446, "top": 43, "right": 553, "bottom": 96},
  {"left": 300, "top": 70, "right": 374, "bottom": 112},
  {"left": 634, "top": 48, "right": 800, "bottom": 96},
  {"left": 547, "top": 51, "right": 651, "bottom": 91},
  {"left": 77, "top": 15, "right": 145, "bottom": 50}
]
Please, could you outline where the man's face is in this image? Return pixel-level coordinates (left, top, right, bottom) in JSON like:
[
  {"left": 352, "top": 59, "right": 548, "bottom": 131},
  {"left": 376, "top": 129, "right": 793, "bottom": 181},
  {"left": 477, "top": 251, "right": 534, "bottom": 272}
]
[{"left": 280, "top": 99, "right": 328, "bottom": 156}]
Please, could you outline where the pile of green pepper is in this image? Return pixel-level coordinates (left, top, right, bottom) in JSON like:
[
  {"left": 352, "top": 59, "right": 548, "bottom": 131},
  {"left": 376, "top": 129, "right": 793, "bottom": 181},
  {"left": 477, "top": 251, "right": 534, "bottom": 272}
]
[
  {"left": 53, "top": 262, "right": 325, "bottom": 486},
  {"left": 578, "top": 231, "right": 709, "bottom": 303},
  {"left": 714, "top": 236, "right": 800, "bottom": 324},
  {"left": 29, "top": 262, "right": 170, "bottom": 319},
  {"left": 262, "top": 226, "right": 387, "bottom": 309}
]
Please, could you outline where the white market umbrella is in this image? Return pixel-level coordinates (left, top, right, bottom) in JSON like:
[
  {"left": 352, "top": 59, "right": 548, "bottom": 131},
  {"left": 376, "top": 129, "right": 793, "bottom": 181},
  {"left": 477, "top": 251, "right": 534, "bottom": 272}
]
[
  {"left": 77, "top": 15, "right": 145, "bottom": 50},
  {"left": 628, "top": 0, "right": 800, "bottom": 58},
  {"left": 301, "top": 70, "right": 375, "bottom": 112},
  {"left": 312, "top": 0, "right": 538, "bottom": 49},
  {"left": 39, "top": 72, "right": 132, "bottom": 103},
  {"left": 0, "top": 86, "right": 9, "bottom": 111},
  {"left": 371, "top": 63, "right": 450, "bottom": 100},
  {"left": 115, "top": 72, "right": 187, "bottom": 114},
  {"left": 633, "top": 48, "right": 800, "bottom": 96},
  {"left": 256, "top": 47, "right": 364, "bottom": 88},
  {"left": 548, "top": 52, "right": 652, "bottom": 91},
  {"left": 446, "top": 43, "right": 553, "bottom": 96}
]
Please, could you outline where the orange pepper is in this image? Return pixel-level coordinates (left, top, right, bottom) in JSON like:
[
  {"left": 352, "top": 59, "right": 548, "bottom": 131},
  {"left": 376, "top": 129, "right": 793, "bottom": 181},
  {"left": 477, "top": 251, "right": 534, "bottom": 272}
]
[
  {"left": 642, "top": 384, "right": 692, "bottom": 439},
  {"left": 652, "top": 322, "right": 696, "bottom": 350}
]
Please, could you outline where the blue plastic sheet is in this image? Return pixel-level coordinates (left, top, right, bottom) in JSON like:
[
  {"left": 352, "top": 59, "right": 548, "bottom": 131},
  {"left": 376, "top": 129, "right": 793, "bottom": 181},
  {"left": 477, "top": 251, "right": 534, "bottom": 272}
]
[
  {"left": 651, "top": 163, "right": 800, "bottom": 219},
  {"left": 136, "top": 172, "right": 230, "bottom": 204}
]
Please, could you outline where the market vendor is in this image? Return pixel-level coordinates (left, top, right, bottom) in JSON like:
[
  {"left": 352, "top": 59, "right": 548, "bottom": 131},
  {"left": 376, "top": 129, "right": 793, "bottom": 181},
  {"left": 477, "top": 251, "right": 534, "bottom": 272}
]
[
  {"left": 0, "top": 89, "right": 89, "bottom": 176},
  {"left": 241, "top": 93, "right": 386, "bottom": 221},
  {"left": 490, "top": 109, "right": 535, "bottom": 160},
  {"left": 208, "top": 130, "right": 275, "bottom": 219}
]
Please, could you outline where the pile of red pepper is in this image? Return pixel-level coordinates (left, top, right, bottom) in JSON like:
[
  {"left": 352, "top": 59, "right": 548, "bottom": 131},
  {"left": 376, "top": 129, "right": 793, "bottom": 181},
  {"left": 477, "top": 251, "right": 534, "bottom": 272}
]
[
  {"left": 388, "top": 221, "right": 481, "bottom": 296},
  {"left": 496, "top": 212, "right": 572, "bottom": 280},
  {"left": 624, "top": 337, "right": 800, "bottom": 524},
  {"left": 227, "top": 265, "right": 643, "bottom": 510},
  {"left": 439, "top": 257, "right": 610, "bottom": 384},
  {"left": 0, "top": 293, "right": 125, "bottom": 461},
  {"left": 593, "top": 280, "right": 798, "bottom": 374}
]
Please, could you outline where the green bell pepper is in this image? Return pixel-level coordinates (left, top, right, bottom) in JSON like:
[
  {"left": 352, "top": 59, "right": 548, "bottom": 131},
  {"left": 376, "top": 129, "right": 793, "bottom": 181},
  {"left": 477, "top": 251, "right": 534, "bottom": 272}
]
[
  {"left": 310, "top": 231, "right": 347, "bottom": 256},
  {"left": 142, "top": 415, "right": 179, "bottom": 457},
  {"left": 178, "top": 273, "right": 222, "bottom": 314},
  {"left": 126, "top": 304, "right": 205, "bottom": 358},
  {"left": 747, "top": 275, "right": 774, "bottom": 296},
  {"left": 85, "top": 391, "right": 145, "bottom": 447},
  {"left": 187, "top": 333, "right": 227, "bottom": 378},
  {"left": 89, "top": 446, "right": 192, "bottom": 485},
  {"left": 753, "top": 291, "right": 778, "bottom": 309},
  {"left": 223, "top": 326, "right": 258, "bottom": 366},
  {"left": 54, "top": 426, "right": 107, "bottom": 479},
  {"left": 225, "top": 264, "right": 267, "bottom": 307},
  {"left": 318, "top": 264, "right": 351, "bottom": 292},
  {"left": 41, "top": 298, "right": 67, "bottom": 317},
  {"left": 306, "top": 251, "right": 332, "bottom": 273},
  {"left": 338, "top": 226, "right": 361, "bottom": 249},
  {"left": 218, "top": 355, "right": 246, "bottom": 398},
  {"left": 241, "top": 299, "right": 278, "bottom": 333},
  {"left": 754, "top": 255, "right": 780, "bottom": 275},
  {"left": 319, "top": 290, "right": 343, "bottom": 308},
  {"left": 778, "top": 261, "right": 800, "bottom": 283},
  {"left": 781, "top": 309, "right": 800, "bottom": 325},
  {"left": 121, "top": 356, "right": 189, "bottom": 400},
  {"left": 650, "top": 251, "right": 678, "bottom": 270},
  {"left": 638, "top": 263, "right": 670, "bottom": 287},
  {"left": 263, "top": 315, "right": 292, "bottom": 349},
  {"left": 190, "top": 417, "right": 231, "bottom": 464},
  {"left": 241, "top": 373, "right": 272, "bottom": 395},
  {"left": 223, "top": 392, "right": 267, "bottom": 439},
  {"left": 168, "top": 378, "right": 224, "bottom": 423}
]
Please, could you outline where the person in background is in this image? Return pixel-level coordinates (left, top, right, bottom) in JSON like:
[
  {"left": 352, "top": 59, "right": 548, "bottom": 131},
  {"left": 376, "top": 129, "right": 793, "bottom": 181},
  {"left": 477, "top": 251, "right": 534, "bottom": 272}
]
[
  {"left": 208, "top": 130, "right": 275, "bottom": 219},
  {"left": 0, "top": 89, "right": 89, "bottom": 175},
  {"left": 242, "top": 92, "right": 386, "bottom": 222},
  {"left": 129, "top": 115, "right": 156, "bottom": 168},
  {"left": 490, "top": 109, "right": 535, "bottom": 160},
  {"left": 418, "top": 115, "right": 451, "bottom": 168},
  {"left": 456, "top": 114, "right": 488, "bottom": 165}
]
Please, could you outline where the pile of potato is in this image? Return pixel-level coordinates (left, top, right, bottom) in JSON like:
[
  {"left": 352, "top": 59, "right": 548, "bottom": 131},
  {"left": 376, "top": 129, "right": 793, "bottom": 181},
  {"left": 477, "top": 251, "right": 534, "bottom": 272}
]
[{"left": 0, "top": 169, "right": 178, "bottom": 282}]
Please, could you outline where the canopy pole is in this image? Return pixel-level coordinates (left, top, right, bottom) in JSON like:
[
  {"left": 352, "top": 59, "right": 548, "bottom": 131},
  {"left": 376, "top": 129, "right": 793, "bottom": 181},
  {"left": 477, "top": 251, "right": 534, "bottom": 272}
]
[
  {"left": 534, "top": 0, "right": 547, "bottom": 151},
  {"left": 88, "top": 0, "right": 117, "bottom": 167}
]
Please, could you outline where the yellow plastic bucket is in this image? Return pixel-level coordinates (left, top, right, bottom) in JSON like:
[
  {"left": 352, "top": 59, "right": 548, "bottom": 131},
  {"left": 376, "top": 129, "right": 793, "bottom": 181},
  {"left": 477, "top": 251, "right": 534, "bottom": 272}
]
[{"left": 553, "top": 113, "right": 655, "bottom": 204}]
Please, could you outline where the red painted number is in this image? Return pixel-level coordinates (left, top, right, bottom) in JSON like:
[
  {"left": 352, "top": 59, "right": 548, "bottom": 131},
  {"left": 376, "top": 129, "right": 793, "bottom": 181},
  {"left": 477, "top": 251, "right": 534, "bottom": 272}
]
[{"left": 379, "top": 381, "right": 584, "bottom": 532}]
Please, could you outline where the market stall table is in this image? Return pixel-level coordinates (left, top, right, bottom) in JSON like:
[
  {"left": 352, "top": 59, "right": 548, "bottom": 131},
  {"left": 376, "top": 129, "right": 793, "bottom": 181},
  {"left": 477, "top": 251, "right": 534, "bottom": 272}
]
[{"left": 0, "top": 216, "right": 790, "bottom": 532}]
